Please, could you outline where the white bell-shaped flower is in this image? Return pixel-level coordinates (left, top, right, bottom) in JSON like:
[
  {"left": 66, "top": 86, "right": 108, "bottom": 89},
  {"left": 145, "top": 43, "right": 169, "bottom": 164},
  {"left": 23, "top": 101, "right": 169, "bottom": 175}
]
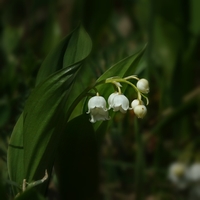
[
  {"left": 186, "top": 163, "right": 200, "bottom": 182},
  {"left": 131, "top": 99, "right": 144, "bottom": 109},
  {"left": 87, "top": 95, "right": 110, "bottom": 123},
  {"left": 134, "top": 105, "right": 147, "bottom": 118},
  {"left": 108, "top": 92, "right": 119, "bottom": 109},
  {"left": 109, "top": 93, "right": 130, "bottom": 113},
  {"left": 168, "top": 162, "right": 188, "bottom": 189},
  {"left": 136, "top": 78, "right": 149, "bottom": 94}
]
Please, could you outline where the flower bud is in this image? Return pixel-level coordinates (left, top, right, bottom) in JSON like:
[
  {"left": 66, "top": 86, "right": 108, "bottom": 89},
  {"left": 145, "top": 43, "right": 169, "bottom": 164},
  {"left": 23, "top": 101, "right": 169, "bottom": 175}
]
[
  {"left": 136, "top": 78, "right": 149, "bottom": 94},
  {"left": 134, "top": 105, "right": 147, "bottom": 118},
  {"left": 131, "top": 99, "right": 144, "bottom": 109}
]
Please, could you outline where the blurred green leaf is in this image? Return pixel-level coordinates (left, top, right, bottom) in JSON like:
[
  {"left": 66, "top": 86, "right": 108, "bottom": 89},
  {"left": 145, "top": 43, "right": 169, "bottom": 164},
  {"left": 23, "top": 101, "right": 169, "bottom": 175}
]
[
  {"left": 190, "top": 0, "right": 200, "bottom": 35},
  {"left": 1, "top": 26, "right": 22, "bottom": 55},
  {"left": 55, "top": 114, "right": 99, "bottom": 200}
]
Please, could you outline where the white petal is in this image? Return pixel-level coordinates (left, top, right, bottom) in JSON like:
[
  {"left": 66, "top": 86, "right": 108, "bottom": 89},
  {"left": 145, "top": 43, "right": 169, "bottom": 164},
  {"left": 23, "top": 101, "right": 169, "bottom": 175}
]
[
  {"left": 108, "top": 92, "right": 119, "bottom": 109},
  {"left": 87, "top": 96, "right": 107, "bottom": 111},
  {"left": 112, "top": 94, "right": 129, "bottom": 113},
  {"left": 87, "top": 95, "right": 110, "bottom": 123}
]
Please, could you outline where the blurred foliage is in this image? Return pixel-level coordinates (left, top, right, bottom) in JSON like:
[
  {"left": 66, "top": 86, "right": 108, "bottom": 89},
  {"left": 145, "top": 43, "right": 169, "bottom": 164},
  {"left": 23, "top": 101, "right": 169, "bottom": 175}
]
[{"left": 1, "top": 0, "right": 200, "bottom": 199}]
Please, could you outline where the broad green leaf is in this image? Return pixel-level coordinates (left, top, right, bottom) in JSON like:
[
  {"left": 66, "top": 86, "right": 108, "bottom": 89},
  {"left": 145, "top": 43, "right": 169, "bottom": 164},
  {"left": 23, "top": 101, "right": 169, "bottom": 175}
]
[
  {"left": 65, "top": 61, "right": 95, "bottom": 121},
  {"left": 55, "top": 114, "right": 99, "bottom": 200},
  {"left": 7, "top": 25, "right": 92, "bottom": 196},
  {"left": 63, "top": 25, "right": 92, "bottom": 66},
  {"left": 96, "top": 46, "right": 146, "bottom": 82},
  {"left": 23, "top": 63, "right": 80, "bottom": 183},
  {"left": 35, "top": 25, "right": 92, "bottom": 86},
  {"left": 7, "top": 114, "right": 24, "bottom": 195}
]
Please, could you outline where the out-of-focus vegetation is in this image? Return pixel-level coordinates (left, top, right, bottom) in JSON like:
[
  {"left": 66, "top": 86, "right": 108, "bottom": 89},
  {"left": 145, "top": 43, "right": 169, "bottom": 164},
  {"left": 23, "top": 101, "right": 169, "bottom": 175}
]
[{"left": 1, "top": 0, "right": 200, "bottom": 199}]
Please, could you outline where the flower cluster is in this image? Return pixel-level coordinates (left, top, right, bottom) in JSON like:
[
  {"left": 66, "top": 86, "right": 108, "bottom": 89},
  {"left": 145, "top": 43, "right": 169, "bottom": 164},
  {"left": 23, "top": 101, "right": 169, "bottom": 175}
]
[
  {"left": 168, "top": 162, "right": 200, "bottom": 190},
  {"left": 86, "top": 76, "right": 149, "bottom": 123}
]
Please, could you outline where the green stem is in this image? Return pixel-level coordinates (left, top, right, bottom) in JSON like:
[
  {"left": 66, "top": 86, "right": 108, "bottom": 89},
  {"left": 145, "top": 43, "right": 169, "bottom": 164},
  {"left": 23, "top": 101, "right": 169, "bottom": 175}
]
[
  {"left": 124, "top": 75, "right": 140, "bottom": 81},
  {"left": 106, "top": 78, "right": 142, "bottom": 100}
]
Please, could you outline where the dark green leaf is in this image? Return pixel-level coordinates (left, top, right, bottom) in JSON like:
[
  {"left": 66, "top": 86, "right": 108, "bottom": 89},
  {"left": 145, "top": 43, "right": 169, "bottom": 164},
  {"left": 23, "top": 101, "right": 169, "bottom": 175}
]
[
  {"left": 55, "top": 114, "right": 99, "bottom": 200},
  {"left": 15, "top": 188, "right": 46, "bottom": 200},
  {"left": 23, "top": 63, "right": 80, "bottom": 183},
  {"left": 96, "top": 46, "right": 146, "bottom": 82},
  {"left": 7, "top": 25, "right": 92, "bottom": 196},
  {"left": 7, "top": 114, "right": 24, "bottom": 195}
]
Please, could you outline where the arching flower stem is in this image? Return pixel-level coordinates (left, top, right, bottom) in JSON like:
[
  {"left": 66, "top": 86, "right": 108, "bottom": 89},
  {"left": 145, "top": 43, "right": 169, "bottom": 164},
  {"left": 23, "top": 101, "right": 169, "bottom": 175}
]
[
  {"left": 124, "top": 75, "right": 140, "bottom": 81},
  {"left": 105, "top": 78, "right": 142, "bottom": 101}
]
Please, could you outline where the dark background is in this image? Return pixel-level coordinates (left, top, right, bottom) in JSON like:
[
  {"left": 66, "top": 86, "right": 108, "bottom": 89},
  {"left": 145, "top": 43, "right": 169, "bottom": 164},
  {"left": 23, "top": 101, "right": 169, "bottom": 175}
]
[{"left": 1, "top": 0, "right": 200, "bottom": 199}]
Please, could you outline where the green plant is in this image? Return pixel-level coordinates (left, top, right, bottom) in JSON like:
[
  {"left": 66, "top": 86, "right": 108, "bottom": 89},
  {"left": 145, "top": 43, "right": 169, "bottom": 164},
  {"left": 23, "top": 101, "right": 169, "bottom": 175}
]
[{"left": 7, "top": 25, "right": 148, "bottom": 199}]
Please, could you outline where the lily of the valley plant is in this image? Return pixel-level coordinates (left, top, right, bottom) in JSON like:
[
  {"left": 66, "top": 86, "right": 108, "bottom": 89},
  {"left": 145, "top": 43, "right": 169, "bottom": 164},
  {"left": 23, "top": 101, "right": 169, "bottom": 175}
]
[{"left": 7, "top": 26, "right": 149, "bottom": 199}]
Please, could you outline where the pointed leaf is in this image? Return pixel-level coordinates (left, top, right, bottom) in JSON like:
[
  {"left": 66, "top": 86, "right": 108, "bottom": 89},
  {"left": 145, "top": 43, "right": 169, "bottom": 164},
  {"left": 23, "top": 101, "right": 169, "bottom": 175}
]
[
  {"left": 23, "top": 63, "right": 80, "bottom": 183},
  {"left": 97, "top": 45, "right": 146, "bottom": 82},
  {"left": 35, "top": 25, "right": 92, "bottom": 86}
]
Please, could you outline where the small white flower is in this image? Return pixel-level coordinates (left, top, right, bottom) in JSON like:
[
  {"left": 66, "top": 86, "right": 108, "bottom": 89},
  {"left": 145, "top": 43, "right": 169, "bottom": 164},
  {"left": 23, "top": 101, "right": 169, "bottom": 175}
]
[
  {"left": 108, "top": 92, "right": 119, "bottom": 109},
  {"left": 168, "top": 162, "right": 188, "bottom": 189},
  {"left": 108, "top": 93, "right": 130, "bottom": 113},
  {"left": 134, "top": 105, "right": 147, "bottom": 118},
  {"left": 87, "top": 96, "right": 110, "bottom": 123},
  {"left": 186, "top": 163, "right": 200, "bottom": 182},
  {"left": 131, "top": 99, "right": 144, "bottom": 109},
  {"left": 136, "top": 78, "right": 149, "bottom": 94}
]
